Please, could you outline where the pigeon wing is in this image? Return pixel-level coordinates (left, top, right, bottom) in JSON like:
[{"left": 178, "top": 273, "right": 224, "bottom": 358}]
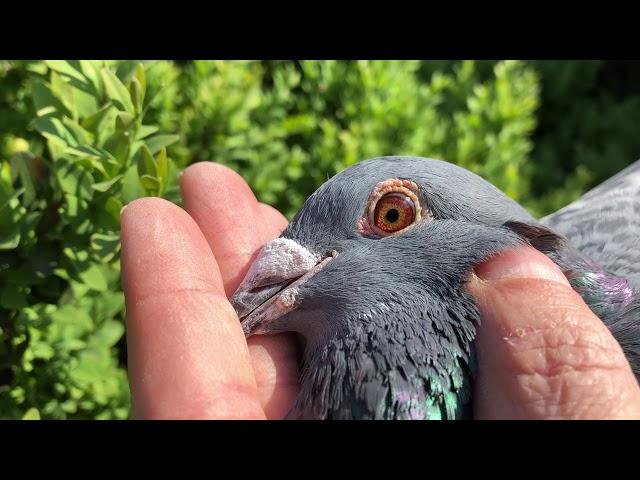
[{"left": 542, "top": 159, "right": 640, "bottom": 288}]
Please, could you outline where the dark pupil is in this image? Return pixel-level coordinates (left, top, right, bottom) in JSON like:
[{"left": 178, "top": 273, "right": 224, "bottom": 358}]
[{"left": 385, "top": 208, "right": 399, "bottom": 223}]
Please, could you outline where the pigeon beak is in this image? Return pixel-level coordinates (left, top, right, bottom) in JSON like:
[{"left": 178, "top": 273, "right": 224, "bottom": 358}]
[{"left": 230, "top": 238, "right": 337, "bottom": 337}]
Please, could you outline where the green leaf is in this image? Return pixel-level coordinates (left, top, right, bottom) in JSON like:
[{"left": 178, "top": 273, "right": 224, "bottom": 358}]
[
  {"left": 90, "top": 232, "right": 121, "bottom": 262},
  {"left": 66, "top": 82, "right": 99, "bottom": 118},
  {"left": 121, "top": 165, "right": 146, "bottom": 203},
  {"left": 91, "top": 175, "right": 123, "bottom": 193},
  {"left": 139, "top": 174, "right": 159, "bottom": 192},
  {"left": 78, "top": 264, "right": 108, "bottom": 292},
  {"left": 135, "top": 125, "right": 159, "bottom": 141},
  {"left": 104, "top": 196, "right": 123, "bottom": 224},
  {"left": 129, "top": 78, "right": 143, "bottom": 115},
  {"left": 2, "top": 191, "right": 23, "bottom": 217},
  {"left": 103, "top": 132, "right": 131, "bottom": 166},
  {"left": 22, "top": 408, "right": 41, "bottom": 420},
  {"left": 62, "top": 193, "right": 79, "bottom": 218},
  {"left": 56, "top": 160, "right": 93, "bottom": 201},
  {"left": 32, "top": 117, "right": 78, "bottom": 147},
  {"left": 50, "top": 71, "right": 80, "bottom": 119},
  {"left": 16, "top": 211, "right": 41, "bottom": 251},
  {"left": 10, "top": 152, "right": 37, "bottom": 207},
  {"left": 49, "top": 60, "right": 101, "bottom": 113},
  {"left": 135, "top": 63, "right": 146, "bottom": 99},
  {"left": 137, "top": 144, "right": 156, "bottom": 177},
  {"left": 31, "top": 342, "right": 55, "bottom": 360},
  {"left": 70, "top": 280, "right": 91, "bottom": 300},
  {"left": 101, "top": 69, "right": 135, "bottom": 113},
  {"left": 156, "top": 147, "right": 169, "bottom": 184},
  {"left": 128, "top": 63, "right": 147, "bottom": 116},
  {"left": 91, "top": 291, "right": 125, "bottom": 321},
  {"left": 62, "top": 118, "right": 94, "bottom": 145},
  {"left": 45, "top": 136, "right": 69, "bottom": 161},
  {"left": 61, "top": 400, "right": 78, "bottom": 414},
  {"left": 145, "top": 134, "right": 180, "bottom": 155},
  {"left": 115, "top": 112, "right": 135, "bottom": 133},
  {"left": 31, "top": 78, "right": 71, "bottom": 118},
  {"left": 49, "top": 305, "right": 93, "bottom": 335},
  {"left": 78, "top": 60, "right": 103, "bottom": 96},
  {"left": 0, "top": 230, "right": 21, "bottom": 250},
  {"left": 68, "top": 144, "right": 114, "bottom": 161},
  {"left": 25, "top": 61, "right": 48, "bottom": 74},
  {"left": 53, "top": 267, "right": 70, "bottom": 281},
  {"left": 82, "top": 105, "right": 115, "bottom": 141},
  {"left": 45, "top": 60, "right": 87, "bottom": 83},
  {"left": 115, "top": 61, "right": 139, "bottom": 84},
  {"left": 70, "top": 355, "right": 102, "bottom": 384},
  {"left": 128, "top": 141, "right": 144, "bottom": 162},
  {"left": 92, "top": 320, "right": 125, "bottom": 348},
  {"left": 63, "top": 338, "right": 87, "bottom": 351},
  {"left": 0, "top": 158, "right": 12, "bottom": 189}
]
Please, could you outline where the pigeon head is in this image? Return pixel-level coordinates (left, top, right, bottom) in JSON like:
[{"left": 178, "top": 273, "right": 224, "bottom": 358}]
[{"left": 231, "top": 156, "right": 565, "bottom": 419}]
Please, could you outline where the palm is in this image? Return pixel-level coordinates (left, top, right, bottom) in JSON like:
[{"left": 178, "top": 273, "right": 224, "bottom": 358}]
[{"left": 121, "top": 162, "right": 299, "bottom": 419}]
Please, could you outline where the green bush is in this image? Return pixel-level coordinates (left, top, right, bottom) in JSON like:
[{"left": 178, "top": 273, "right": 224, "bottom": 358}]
[
  {"left": 1, "top": 60, "right": 638, "bottom": 419},
  {"left": 1, "top": 61, "right": 178, "bottom": 419},
  {"left": 527, "top": 60, "right": 640, "bottom": 214},
  {"left": 148, "top": 60, "right": 539, "bottom": 216}
]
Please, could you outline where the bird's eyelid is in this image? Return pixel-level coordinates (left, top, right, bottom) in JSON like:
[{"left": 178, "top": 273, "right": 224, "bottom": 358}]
[
  {"left": 367, "top": 178, "right": 420, "bottom": 201},
  {"left": 357, "top": 178, "right": 432, "bottom": 238}
]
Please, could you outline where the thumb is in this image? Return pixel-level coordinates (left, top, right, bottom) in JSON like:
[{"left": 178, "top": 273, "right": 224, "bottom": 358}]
[{"left": 467, "top": 246, "right": 640, "bottom": 419}]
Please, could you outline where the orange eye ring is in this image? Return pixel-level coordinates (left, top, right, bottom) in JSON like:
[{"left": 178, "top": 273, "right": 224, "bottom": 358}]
[
  {"left": 373, "top": 193, "right": 416, "bottom": 233},
  {"left": 362, "top": 179, "right": 426, "bottom": 237}
]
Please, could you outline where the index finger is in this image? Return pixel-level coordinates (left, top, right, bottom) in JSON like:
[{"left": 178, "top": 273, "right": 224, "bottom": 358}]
[
  {"left": 180, "top": 162, "right": 299, "bottom": 419},
  {"left": 121, "top": 197, "right": 264, "bottom": 419},
  {"left": 180, "top": 162, "right": 288, "bottom": 296}
]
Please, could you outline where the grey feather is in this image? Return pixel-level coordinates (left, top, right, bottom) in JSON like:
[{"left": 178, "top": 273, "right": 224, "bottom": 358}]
[{"left": 542, "top": 159, "right": 640, "bottom": 288}]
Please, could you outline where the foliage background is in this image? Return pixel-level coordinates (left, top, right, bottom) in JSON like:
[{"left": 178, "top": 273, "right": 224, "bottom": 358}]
[{"left": 1, "top": 60, "right": 639, "bottom": 419}]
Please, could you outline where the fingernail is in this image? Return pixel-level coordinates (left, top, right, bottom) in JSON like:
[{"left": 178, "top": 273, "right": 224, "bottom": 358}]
[
  {"left": 475, "top": 247, "right": 570, "bottom": 286},
  {"left": 120, "top": 204, "right": 128, "bottom": 217}
]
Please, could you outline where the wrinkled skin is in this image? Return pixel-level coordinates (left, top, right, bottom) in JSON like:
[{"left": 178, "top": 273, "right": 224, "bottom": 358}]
[{"left": 120, "top": 162, "right": 640, "bottom": 419}]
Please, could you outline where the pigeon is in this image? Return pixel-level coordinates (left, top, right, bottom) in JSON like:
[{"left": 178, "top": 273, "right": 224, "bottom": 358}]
[{"left": 230, "top": 156, "right": 640, "bottom": 420}]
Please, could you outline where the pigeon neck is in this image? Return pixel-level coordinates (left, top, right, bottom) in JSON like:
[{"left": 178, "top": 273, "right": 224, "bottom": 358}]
[
  {"left": 552, "top": 248, "right": 636, "bottom": 317},
  {"left": 289, "top": 304, "right": 478, "bottom": 420},
  {"left": 570, "top": 270, "right": 634, "bottom": 306}
]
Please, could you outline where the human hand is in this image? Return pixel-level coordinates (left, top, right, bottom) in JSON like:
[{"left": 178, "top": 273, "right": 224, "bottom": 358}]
[
  {"left": 468, "top": 247, "right": 640, "bottom": 419},
  {"left": 121, "top": 162, "right": 640, "bottom": 419},
  {"left": 121, "top": 162, "right": 300, "bottom": 419}
]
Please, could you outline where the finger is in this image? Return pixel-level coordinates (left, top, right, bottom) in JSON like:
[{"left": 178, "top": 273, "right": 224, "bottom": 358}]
[
  {"left": 244, "top": 204, "right": 299, "bottom": 418},
  {"left": 180, "top": 162, "right": 300, "bottom": 418},
  {"left": 180, "top": 162, "right": 271, "bottom": 296},
  {"left": 246, "top": 333, "right": 301, "bottom": 418},
  {"left": 121, "top": 197, "right": 264, "bottom": 419},
  {"left": 468, "top": 246, "right": 640, "bottom": 419},
  {"left": 257, "top": 202, "right": 289, "bottom": 237}
]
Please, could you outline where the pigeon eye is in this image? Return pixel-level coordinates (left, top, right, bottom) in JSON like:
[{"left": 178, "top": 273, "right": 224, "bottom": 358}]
[
  {"left": 358, "top": 178, "right": 427, "bottom": 238},
  {"left": 373, "top": 194, "right": 415, "bottom": 233}
]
